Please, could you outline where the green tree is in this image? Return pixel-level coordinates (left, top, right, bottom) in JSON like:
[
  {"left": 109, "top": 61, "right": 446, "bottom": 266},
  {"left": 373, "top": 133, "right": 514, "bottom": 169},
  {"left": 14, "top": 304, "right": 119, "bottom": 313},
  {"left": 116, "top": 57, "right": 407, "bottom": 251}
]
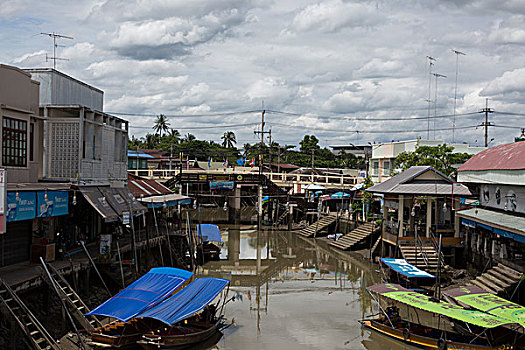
[
  {"left": 153, "top": 114, "right": 170, "bottom": 136},
  {"left": 144, "top": 133, "right": 159, "bottom": 149},
  {"left": 182, "top": 133, "right": 196, "bottom": 143},
  {"left": 299, "top": 135, "right": 320, "bottom": 152},
  {"left": 221, "top": 131, "right": 237, "bottom": 148},
  {"left": 169, "top": 128, "right": 181, "bottom": 142},
  {"left": 393, "top": 144, "right": 473, "bottom": 178}
]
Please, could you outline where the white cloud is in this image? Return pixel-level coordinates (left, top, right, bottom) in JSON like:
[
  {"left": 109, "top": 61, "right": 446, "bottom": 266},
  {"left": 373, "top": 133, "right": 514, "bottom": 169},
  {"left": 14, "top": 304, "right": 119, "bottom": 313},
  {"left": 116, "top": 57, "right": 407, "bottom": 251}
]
[{"left": 289, "top": 0, "right": 384, "bottom": 33}]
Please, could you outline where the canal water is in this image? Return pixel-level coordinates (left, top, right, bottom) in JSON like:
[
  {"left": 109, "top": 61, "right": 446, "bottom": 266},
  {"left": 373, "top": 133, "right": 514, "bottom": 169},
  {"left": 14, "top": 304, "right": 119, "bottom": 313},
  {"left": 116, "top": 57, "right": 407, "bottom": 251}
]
[{"left": 196, "top": 225, "right": 411, "bottom": 350}]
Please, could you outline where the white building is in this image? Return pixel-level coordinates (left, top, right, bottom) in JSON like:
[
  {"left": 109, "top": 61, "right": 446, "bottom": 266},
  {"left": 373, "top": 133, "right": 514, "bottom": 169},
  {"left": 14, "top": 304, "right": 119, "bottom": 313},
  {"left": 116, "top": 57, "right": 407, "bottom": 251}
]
[{"left": 370, "top": 139, "right": 485, "bottom": 184}]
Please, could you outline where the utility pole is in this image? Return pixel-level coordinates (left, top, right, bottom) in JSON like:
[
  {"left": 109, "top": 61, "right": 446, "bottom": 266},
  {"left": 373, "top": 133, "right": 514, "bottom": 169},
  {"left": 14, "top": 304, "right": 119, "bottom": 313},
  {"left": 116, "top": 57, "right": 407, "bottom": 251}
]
[
  {"left": 451, "top": 49, "right": 466, "bottom": 143},
  {"left": 254, "top": 107, "right": 271, "bottom": 175},
  {"left": 432, "top": 72, "right": 447, "bottom": 140},
  {"left": 277, "top": 145, "right": 281, "bottom": 173},
  {"left": 426, "top": 56, "right": 436, "bottom": 140},
  {"left": 310, "top": 148, "right": 315, "bottom": 169},
  {"left": 40, "top": 32, "right": 73, "bottom": 69},
  {"left": 481, "top": 98, "right": 494, "bottom": 147},
  {"left": 268, "top": 130, "right": 272, "bottom": 166}
]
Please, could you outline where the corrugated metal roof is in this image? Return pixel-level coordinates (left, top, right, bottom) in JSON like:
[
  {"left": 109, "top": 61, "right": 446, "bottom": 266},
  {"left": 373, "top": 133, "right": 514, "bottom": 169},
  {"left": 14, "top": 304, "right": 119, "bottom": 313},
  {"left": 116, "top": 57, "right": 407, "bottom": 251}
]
[
  {"left": 459, "top": 141, "right": 525, "bottom": 171},
  {"left": 457, "top": 208, "right": 525, "bottom": 236},
  {"left": 128, "top": 174, "right": 172, "bottom": 198},
  {"left": 366, "top": 166, "right": 470, "bottom": 195}
]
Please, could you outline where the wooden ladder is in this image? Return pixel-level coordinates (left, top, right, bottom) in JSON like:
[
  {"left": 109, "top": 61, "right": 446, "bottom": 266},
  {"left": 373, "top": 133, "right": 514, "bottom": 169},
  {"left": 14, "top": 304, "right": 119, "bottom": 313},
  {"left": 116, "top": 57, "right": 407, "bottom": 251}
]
[
  {"left": 44, "top": 264, "right": 103, "bottom": 331},
  {"left": 0, "top": 277, "right": 60, "bottom": 350}
]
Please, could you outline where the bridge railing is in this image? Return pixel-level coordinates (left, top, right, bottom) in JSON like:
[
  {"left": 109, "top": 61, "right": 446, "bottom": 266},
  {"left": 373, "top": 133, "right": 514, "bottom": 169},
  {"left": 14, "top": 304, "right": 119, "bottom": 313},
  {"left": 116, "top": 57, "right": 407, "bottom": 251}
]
[{"left": 128, "top": 168, "right": 361, "bottom": 187}]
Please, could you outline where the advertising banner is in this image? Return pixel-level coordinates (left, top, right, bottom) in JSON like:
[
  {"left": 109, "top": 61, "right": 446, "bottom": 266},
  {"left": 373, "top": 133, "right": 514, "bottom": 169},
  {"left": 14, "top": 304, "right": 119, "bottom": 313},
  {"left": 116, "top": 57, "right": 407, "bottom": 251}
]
[
  {"left": 209, "top": 181, "right": 234, "bottom": 190},
  {"left": 37, "top": 191, "right": 69, "bottom": 217},
  {"left": 6, "top": 191, "right": 36, "bottom": 222}
]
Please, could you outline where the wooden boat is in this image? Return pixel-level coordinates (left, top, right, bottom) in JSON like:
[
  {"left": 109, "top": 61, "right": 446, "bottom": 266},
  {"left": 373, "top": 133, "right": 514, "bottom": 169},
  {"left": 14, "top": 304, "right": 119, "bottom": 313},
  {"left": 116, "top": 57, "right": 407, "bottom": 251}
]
[
  {"left": 361, "top": 318, "right": 502, "bottom": 350},
  {"left": 137, "top": 316, "right": 223, "bottom": 349},
  {"left": 87, "top": 267, "right": 194, "bottom": 349},
  {"left": 366, "top": 283, "right": 520, "bottom": 349},
  {"left": 196, "top": 224, "right": 223, "bottom": 262}
]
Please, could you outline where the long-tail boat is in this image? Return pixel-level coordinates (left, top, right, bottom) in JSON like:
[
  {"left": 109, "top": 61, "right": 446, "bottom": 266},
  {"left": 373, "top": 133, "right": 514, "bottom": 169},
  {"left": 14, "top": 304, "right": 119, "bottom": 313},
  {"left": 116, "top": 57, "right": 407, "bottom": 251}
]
[
  {"left": 87, "top": 267, "right": 194, "bottom": 348},
  {"left": 362, "top": 283, "right": 522, "bottom": 349},
  {"left": 136, "top": 277, "right": 230, "bottom": 349}
]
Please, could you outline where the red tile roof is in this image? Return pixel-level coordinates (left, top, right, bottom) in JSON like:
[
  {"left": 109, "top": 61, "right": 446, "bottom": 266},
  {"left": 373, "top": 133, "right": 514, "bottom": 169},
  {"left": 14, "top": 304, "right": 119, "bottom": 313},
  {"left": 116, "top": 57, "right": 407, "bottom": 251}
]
[{"left": 458, "top": 141, "right": 525, "bottom": 171}]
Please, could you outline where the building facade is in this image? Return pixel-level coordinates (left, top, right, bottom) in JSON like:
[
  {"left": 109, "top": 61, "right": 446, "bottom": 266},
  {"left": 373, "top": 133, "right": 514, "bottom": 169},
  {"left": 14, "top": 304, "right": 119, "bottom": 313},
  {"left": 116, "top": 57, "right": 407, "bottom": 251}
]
[{"left": 370, "top": 139, "right": 485, "bottom": 183}]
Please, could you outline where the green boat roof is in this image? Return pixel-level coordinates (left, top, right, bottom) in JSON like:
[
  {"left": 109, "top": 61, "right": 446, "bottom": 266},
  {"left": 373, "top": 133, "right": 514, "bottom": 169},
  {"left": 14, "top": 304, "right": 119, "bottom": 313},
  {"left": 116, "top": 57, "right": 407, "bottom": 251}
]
[
  {"left": 444, "top": 285, "right": 525, "bottom": 329},
  {"left": 368, "top": 283, "right": 515, "bottom": 329}
]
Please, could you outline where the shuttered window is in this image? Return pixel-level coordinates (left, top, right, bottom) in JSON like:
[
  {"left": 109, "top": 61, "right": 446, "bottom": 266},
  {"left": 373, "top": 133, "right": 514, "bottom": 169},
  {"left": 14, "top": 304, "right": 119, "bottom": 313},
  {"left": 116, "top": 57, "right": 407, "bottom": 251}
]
[{"left": 2, "top": 117, "right": 27, "bottom": 167}]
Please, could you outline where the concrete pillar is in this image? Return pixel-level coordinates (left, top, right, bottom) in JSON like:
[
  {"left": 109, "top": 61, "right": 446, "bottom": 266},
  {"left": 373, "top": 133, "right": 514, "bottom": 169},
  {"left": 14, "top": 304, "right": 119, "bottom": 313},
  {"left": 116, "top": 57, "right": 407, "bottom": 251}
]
[
  {"left": 426, "top": 196, "right": 432, "bottom": 238},
  {"left": 398, "top": 195, "right": 404, "bottom": 237},
  {"left": 227, "top": 226, "right": 240, "bottom": 266},
  {"left": 228, "top": 185, "right": 242, "bottom": 224}
]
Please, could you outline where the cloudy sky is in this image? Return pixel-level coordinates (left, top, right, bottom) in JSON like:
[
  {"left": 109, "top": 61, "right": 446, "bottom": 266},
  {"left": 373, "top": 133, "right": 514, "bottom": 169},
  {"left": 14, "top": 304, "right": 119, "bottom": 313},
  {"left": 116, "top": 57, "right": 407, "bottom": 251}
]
[{"left": 2, "top": 0, "right": 525, "bottom": 148}]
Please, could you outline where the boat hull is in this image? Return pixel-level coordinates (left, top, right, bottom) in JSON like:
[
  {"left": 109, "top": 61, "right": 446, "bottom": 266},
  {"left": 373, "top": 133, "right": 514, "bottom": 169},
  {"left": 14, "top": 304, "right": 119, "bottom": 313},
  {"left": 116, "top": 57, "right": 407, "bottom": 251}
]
[
  {"left": 137, "top": 322, "right": 222, "bottom": 349},
  {"left": 360, "top": 320, "right": 499, "bottom": 350}
]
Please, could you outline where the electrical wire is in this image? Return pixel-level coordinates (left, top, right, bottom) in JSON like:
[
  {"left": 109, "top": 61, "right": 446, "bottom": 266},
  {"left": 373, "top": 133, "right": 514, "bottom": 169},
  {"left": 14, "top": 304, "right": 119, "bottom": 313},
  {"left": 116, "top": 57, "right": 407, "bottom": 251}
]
[{"left": 129, "top": 122, "right": 259, "bottom": 130}]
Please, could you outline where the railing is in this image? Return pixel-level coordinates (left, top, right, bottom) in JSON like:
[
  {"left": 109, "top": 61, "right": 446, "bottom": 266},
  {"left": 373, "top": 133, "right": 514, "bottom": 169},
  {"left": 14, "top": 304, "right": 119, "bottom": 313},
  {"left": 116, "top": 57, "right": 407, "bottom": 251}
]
[{"left": 128, "top": 168, "right": 360, "bottom": 186}]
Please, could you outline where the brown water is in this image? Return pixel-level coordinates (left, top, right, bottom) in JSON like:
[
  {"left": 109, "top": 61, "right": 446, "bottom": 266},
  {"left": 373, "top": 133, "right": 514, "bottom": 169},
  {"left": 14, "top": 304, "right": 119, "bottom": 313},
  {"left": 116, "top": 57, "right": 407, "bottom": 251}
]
[{"left": 196, "top": 226, "right": 413, "bottom": 350}]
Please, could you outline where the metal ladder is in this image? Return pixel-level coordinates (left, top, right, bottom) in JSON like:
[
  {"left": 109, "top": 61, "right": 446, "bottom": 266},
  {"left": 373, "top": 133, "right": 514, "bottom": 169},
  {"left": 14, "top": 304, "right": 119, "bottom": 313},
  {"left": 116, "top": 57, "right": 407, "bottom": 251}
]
[
  {"left": 0, "top": 277, "right": 60, "bottom": 350},
  {"left": 44, "top": 264, "right": 103, "bottom": 331}
]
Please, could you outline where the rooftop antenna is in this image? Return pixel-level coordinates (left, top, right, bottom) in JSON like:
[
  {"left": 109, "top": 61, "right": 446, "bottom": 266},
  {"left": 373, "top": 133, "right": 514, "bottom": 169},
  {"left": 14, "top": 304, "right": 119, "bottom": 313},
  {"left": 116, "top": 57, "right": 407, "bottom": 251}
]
[
  {"left": 432, "top": 72, "right": 447, "bottom": 140},
  {"left": 40, "top": 32, "right": 73, "bottom": 69},
  {"left": 426, "top": 56, "right": 436, "bottom": 140},
  {"left": 451, "top": 49, "right": 466, "bottom": 143}
]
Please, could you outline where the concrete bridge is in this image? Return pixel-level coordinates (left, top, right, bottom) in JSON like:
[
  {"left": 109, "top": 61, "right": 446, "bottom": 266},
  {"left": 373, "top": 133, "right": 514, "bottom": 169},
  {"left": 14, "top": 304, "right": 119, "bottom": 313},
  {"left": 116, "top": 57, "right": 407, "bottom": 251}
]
[{"left": 128, "top": 168, "right": 361, "bottom": 191}]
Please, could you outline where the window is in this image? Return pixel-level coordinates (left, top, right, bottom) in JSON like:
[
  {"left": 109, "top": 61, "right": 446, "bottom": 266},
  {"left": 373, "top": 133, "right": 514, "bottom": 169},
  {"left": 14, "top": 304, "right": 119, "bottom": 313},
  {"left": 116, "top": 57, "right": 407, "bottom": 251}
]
[
  {"left": 383, "top": 161, "right": 390, "bottom": 175},
  {"left": 2, "top": 117, "right": 27, "bottom": 167},
  {"left": 29, "top": 123, "right": 34, "bottom": 162},
  {"left": 372, "top": 161, "right": 379, "bottom": 175}
]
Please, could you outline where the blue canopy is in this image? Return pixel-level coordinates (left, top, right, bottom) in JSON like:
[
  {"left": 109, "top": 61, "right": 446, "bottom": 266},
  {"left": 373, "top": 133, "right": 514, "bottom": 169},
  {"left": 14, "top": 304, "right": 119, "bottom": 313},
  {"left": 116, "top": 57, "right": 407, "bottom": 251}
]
[
  {"left": 330, "top": 192, "right": 351, "bottom": 198},
  {"left": 86, "top": 267, "right": 193, "bottom": 322},
  {"left": 138, "top": 277, "right": 229, "bottom": 325},
  {"left": 380, "top": 258, "right": 435, "bottom": 278},
  {"left": 198, "top": 224, "right": 223, "bottom": 243}
]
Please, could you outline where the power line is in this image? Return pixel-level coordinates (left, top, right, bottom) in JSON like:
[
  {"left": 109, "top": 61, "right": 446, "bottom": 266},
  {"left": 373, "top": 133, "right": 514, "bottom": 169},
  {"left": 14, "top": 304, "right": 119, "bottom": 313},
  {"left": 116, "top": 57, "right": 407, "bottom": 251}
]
[
  {"left": 108, "top": 110, "right": 259, "bottom": 118},
  {"left": 268, "top": 122, "right": 478, "bottom": 134},
  {"left": 129, "top": 122, "right": 259, "bottom": 130}
]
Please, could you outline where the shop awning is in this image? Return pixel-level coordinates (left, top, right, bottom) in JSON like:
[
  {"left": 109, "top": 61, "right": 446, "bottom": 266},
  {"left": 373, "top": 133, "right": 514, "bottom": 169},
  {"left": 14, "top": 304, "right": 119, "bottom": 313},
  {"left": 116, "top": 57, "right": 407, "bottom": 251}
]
[
  {"left": 139, "top": 193, "right": 191, "bottom": 208},
  {"left": 98, "top": 187, "right": 146, "bottom": 216},
  {"left": 78, "top": 186, "right": 119, "bottom": 222},
  {"left": 457, "top": 208, "right": 525, "bottom": 243},
  {"left": 137, "top": 277, "right": 229, "bottom": 325},
  {"left": 86, "top": 267, "right": 194, "bottom": 322}
]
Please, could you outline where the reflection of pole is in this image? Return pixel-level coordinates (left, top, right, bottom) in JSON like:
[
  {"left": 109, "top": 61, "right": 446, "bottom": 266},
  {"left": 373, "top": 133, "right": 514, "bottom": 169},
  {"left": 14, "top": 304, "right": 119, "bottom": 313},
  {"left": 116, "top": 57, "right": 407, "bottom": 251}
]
[{"left": 116, "top": 241, "right": 125, "bottom": 288}]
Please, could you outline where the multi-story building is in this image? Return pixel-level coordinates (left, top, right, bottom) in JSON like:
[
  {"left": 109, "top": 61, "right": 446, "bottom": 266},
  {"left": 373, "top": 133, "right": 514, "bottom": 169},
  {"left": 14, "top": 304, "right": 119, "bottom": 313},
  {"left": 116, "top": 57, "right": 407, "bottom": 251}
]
[
  {"left": 370, "top": 139, "right": 485, "bottom": 183},
  {"left": 0, "top": 65, "right": 70, "bottom": 266}
]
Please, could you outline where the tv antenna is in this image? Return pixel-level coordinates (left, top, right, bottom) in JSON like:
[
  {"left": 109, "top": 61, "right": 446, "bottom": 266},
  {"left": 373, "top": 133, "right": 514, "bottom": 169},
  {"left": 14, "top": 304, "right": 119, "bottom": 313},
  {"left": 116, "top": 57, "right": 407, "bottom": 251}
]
[
  {"left": 40, "top": 32, "right": 73, "bottom": 69},
  {"left": 426, "top": 56, "right": 436, "bottom": 140}
]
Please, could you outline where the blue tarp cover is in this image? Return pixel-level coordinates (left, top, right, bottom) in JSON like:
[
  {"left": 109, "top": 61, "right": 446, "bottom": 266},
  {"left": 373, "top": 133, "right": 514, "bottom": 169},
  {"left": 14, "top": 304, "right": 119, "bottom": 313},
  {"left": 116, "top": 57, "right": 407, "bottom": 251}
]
[
  {"left": 198, "top": 224, "right": 223, "bottom": 243},
  {"left": 138, "top": 277, "right": 229, "bottom": 325},
  {"left": 380, "top": 258, "right": 435, "bottom": 278},
  {"left": 86, "top": 267, "right": 193, "bottom": 322}
]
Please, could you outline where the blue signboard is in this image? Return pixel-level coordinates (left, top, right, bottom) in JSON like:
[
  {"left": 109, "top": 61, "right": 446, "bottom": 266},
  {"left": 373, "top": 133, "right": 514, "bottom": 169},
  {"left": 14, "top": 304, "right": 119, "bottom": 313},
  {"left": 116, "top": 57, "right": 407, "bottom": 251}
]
[
  {"left": 380, "top": 258, "right": 435, "bottom": 278},
  {"left": 209, "top": 181, "right": 234, "bottom": 190},
  {"left": 37, "top": 191, "right": 69, "bottom": 217},
  {"left": 6, "top": 192, "right": 37, "bottom": 222}
]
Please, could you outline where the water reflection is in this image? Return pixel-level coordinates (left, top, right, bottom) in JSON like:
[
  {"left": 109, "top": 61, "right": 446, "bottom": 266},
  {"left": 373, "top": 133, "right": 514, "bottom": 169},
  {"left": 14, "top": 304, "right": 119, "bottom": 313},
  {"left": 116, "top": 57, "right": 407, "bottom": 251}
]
[{"left": 196, "top": 225, "right": 386, "bottom": 350}]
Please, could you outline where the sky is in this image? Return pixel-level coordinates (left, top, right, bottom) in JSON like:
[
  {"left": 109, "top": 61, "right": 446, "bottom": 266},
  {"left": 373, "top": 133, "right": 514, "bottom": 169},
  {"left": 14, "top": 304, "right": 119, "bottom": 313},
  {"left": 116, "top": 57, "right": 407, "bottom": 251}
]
[{"left": 1, "top": 0, "right": 525, "bottom": 149}]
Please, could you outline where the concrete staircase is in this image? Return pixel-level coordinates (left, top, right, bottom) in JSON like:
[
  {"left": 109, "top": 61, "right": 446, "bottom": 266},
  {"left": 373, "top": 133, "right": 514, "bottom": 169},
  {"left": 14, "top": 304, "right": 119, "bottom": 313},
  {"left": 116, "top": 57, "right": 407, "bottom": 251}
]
[
  {"left": 329, "top": 222, "right": 376, "bottom": 251},
  {"left": 468, "top": 263, "right": 523, "bottom": 295},
  {"left": 297, "top": 216, "right": 336, "bottom": 238},
  {"left": 399, "top": 242, "right": 440, "bottom": 274}
]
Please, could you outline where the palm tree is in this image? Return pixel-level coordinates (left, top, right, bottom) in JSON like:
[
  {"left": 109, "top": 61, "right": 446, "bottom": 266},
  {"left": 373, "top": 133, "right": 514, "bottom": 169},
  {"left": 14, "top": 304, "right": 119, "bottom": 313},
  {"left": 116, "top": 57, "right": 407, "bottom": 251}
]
[
  {"left": 182, "top": 133, "right": 196, "bottom": 143},
  {"left": 153, "top": 114, "right": 170, "bottom": 136},
  {"left": 169, "top": 128, "right": 181, "bottom": 143},
  {"left": 221, "top": 131, "right": 236, "bottom": 148},
  {"left": 144, "top": 133, "right": 159, "bottom": 149}
]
